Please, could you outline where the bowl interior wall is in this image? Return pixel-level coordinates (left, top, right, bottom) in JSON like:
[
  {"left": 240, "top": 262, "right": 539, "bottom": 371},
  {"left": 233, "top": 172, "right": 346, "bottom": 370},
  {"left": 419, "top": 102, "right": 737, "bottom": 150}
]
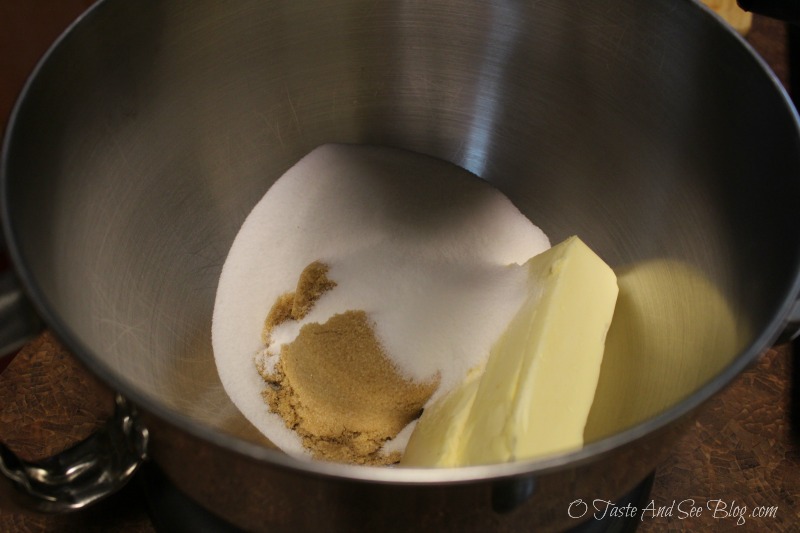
[{"left": 5, "top": 0, "right": 800, "bottom": 451}]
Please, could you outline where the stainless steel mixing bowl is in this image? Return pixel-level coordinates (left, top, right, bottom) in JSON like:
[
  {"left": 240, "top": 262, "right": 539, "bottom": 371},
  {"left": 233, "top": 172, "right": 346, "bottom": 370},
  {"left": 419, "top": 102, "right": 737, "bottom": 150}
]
[{"left": 2, "top": 0, "right": 800, "bottom": 530}]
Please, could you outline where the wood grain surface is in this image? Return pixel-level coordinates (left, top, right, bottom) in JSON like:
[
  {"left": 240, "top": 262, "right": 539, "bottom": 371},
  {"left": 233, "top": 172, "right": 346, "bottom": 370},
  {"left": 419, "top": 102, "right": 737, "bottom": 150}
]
[
  {"left": 0, "top": 332, "right": 153, "bottom": 532},
  {"left": 0, "top": 3, "right": 798, "bottom": 532},
  {"left": 638, "top": 345, "right": 799, "bottom": 532},
  {"left": 0, "top": 331, "right": 114, "bottom": 463}
]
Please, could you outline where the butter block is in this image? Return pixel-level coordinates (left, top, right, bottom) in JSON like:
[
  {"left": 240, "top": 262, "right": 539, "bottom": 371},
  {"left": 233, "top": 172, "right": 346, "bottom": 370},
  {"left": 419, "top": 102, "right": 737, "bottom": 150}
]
[
  {"left": 399, "top": 367, "right": 481, "bottom": 467},
  {"left": 402, "top": 236, "right": 618, "bottom": 467}
]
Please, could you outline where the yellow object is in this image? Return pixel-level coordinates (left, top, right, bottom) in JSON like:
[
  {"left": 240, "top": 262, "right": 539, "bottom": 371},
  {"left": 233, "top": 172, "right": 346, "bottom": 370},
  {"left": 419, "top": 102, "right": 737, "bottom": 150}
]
[
  {"left": 703, "top": 0, "right": 753, "bottom": 35},
  {"left": 584, "top": 259, "right": 743, "bottom": 442},
  {"left": 399, "top": 367, "right": 482, "bottom": 467},
  {"left": 402, "top": 236, "right": 618, "bottom": 467}
]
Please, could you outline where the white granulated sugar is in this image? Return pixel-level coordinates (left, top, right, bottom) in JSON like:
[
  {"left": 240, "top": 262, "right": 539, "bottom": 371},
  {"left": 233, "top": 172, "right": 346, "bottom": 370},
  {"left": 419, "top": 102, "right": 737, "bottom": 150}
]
[{"left": 212, "top": 143, "right": 550, "bottom": 459}]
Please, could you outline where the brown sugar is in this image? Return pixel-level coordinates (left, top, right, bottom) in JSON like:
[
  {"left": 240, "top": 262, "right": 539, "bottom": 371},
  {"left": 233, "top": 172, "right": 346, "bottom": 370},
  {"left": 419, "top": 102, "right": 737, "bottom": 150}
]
[
  {"left": 261, "top": 260, "right": 336, "bottom": 345},
  {"left": 258, "top": 261, "right": 439, "bottom": 465}
]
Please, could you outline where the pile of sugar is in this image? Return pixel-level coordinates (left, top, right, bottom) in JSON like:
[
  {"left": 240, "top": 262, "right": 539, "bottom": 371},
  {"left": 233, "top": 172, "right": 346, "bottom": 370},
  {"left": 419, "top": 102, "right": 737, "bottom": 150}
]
[{"left": 211, "top": 144, "right": 550, "bottom": 458}]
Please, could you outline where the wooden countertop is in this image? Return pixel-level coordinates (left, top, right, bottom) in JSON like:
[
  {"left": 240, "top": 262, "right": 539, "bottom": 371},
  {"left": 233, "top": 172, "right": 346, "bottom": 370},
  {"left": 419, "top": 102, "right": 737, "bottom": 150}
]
[{"left": 1, "top": 4, "right": 798, "bottom": 532}]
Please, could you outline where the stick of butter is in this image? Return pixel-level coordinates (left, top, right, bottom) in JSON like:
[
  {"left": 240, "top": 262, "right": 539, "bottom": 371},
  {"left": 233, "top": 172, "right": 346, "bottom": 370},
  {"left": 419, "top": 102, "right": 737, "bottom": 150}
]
[{"left": 402, "top": 236, "right": 618, "bottom": 467}]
